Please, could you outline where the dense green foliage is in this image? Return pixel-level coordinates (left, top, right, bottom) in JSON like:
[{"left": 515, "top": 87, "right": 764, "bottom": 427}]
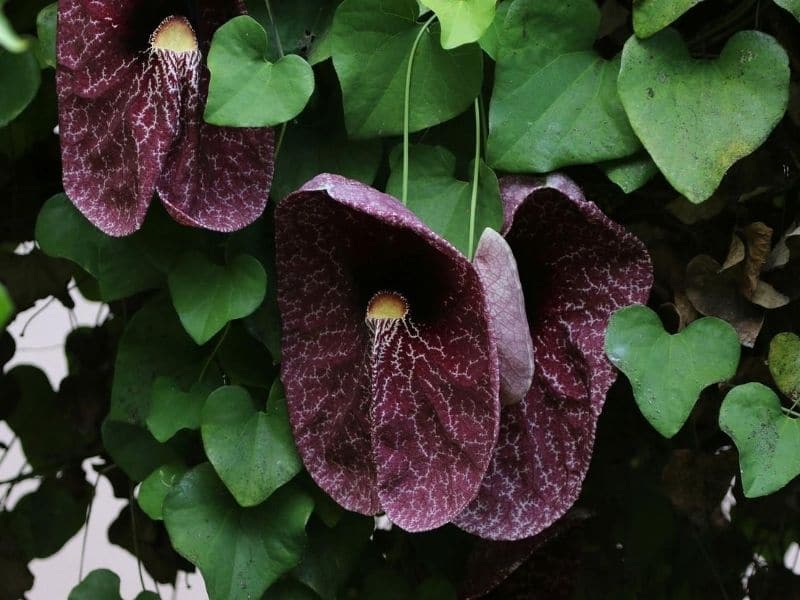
[{"left": 3, "top": 0, "right": 800, "bottom": 598}]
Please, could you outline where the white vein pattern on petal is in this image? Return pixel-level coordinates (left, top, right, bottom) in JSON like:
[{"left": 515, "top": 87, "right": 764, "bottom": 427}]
[
  {"left": 454, "top": 175, "right": 653, "bottom": 540},
  {"left": 276, "top": 175, "right": 500, "bottom": 529}
]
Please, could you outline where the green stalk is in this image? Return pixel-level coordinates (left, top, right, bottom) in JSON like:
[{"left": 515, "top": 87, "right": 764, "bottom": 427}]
[
  {"left": 468, "top": 97, "right": 481, "bottom": 259},
  {"left": 402, "top": 14, "right": 437, "bottom": 206}
]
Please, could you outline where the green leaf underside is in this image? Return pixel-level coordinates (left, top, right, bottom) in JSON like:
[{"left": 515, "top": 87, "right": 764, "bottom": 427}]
[
  {"left": 422, "top": 0, "right": 496, "bottom": 49},
  {"left": 605, "top": 305, "right": 741, "bottom": 438},
  {"left": 768, "top": 332, "right": 800, "bottom": 401},
  {"left": 487, "top": 0, "right": 641, "bottom": 172},
  {"left": 205, "top": 16, "right": 314, "bottom": 127},
  {"left": 385, "top": 144, "right": 503, "bottom": 256},
  {"left": 0, "top": 46, "right": 41, "bottom": 127},
  {"left": 163, "top": 464, "right": 313, "bottom": 600},
  {"left": 633, "top": 0, "right": 704, "bottom": 38},
  {"left": 720, "top": 383, "right": 800, "bottom": 497},
  {"left": 168, "top": 252, "right": 267, "bottom": 346},
  {"left": 201, "top": 383, "right": 302, "bottom": 507},
  {"left": 138, "top": 463, "right": 188, "bottom": 521},
  {"left": 601, "top": 153, "right": 659, "bottom": 193},
  {"left": 618, "top": 29, "right": 790, "bottom": 203},
  {"left": 330, "top": 0, "right": 483, "bottom": 139}
]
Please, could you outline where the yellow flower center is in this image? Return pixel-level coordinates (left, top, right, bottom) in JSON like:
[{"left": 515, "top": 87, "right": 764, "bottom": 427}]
[
  {"left": 150, "top": 16, "right": 198, "bottom": 53},
  {"left": 366, "top": 291, "right": 409, "bottom": 322}
]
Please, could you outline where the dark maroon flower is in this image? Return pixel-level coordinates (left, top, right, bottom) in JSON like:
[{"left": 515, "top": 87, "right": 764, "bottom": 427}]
[
  {"left": 57, "top": 0, "right": 274, "bottom": 236},
  {"left": 275, "top": 174, "right": 500, "bottom": 532},
  {"left": 454, "top": 174, "right": 653, "bottom": 540}
]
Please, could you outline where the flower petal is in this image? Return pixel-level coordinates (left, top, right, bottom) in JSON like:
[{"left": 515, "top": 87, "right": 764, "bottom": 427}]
[
  {"left": 473, "top": 228, "right": 534, "bottom": 406},
  {"left": 454, "top": 175, "right": 653, "bottom": 540},
  {"left": 57, "top": 0, "right": 273, "bottom": 235},
  {"left": 276, "top": 175, "right": 499, "bottom": 530},
  {"left": 155, "top": 72, "right": 275, "bottom": 232},
  {"left": 59, "top": 0, "right": 138, "bottom": 98}
]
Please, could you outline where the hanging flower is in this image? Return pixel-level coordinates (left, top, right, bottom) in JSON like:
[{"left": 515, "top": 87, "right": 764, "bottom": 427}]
[
  {"left": 454, "top": 174, "right": 653, "bottom": 540},
  {"left": 275, "top": 174, "right": 501, "bottom": 532},
  {"left": 57, "top": 0, "right": 274, "bottom": 236}
]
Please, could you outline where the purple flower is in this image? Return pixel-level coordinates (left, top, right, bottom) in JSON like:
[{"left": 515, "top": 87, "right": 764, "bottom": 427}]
[
  {"left": 275, "top": 174, "right": 501, "bottom": 532},
  {"left": 455, "top": 175, "right": 653, "bottom": 540},
  {"left": 57, "top": 0, "right": 274, "bottom": 236}
]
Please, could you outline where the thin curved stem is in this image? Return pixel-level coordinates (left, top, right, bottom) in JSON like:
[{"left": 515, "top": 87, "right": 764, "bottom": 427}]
[
  {"left": 402, "top": 14, "right": 437, "bottom": 206},
  {"left": 129, "top": 484, "right": 152, "bottom": 596},
  {"left": 78, "top": 469, "right": 102, "bottom": 582},
  {"left": 468, "top": 97, "right": 481, "bottom": 259},
  {"left": 265, "top": 0, "right": 288, "bottom": 162},
  {"left": 264, "top": 0, "right": 284, "bottom": 58}
]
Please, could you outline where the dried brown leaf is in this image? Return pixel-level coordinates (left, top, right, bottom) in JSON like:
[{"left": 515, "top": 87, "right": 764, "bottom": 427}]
[{"left": 685, "top": 255, "right": 764, "bottom": 347}]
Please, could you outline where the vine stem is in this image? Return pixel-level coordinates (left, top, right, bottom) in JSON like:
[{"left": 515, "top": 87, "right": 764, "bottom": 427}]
[
  {"left": 264, "top": 0, "right": 284, "bottom": 57},
  {"left": 197, "top": 322, "right": 230, "bottom": 384},
  {"left": 468, "top": 97, "right": 481, "bottom": 259},
  {"left": 265, "top": 0, "right": 288, "bottom": 159},
  {"left": 402, "top": 14, "right": 437, "bottom": 206}
]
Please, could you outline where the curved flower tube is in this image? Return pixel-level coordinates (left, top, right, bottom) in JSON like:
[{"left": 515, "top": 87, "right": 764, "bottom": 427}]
[
  {"left": 455, "top": 174, "right": 653, "bottom": 540},
  {"left": 275, "top": 174, "right": 500, "bottom": 532},
  {"left": 57, "top": 0, "right": 275, "bottom": 236}
]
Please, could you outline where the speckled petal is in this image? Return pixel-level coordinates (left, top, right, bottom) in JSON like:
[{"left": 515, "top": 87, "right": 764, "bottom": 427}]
[
  {"left": 276, "top": 175, "right": 500, "bottom": 530},
  {"left": 155, "top": 71, "right": 275, "bottom": 232},
  {"left": 454, "top": 175, "right": 653, "bottom": 540},
  {"left": 473, "top": 228, "right": 534, "bottom": 406}
]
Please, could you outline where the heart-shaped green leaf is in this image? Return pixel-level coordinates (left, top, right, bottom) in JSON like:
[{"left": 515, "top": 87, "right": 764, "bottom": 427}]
[
  {"left": 633, "top": 0, "right": 703, "bottom": 38},
  {"left": 618, "top": 29, "right": 790, "bottom": 203},
  {"left": 68, "top": 570, "right": 123, "bottom": 600},
  {"left": 774, "top": 0, "right": 800, "bottom": 22},
  {"left": 36, "top": 194, "right": 163, "bottom": 301},
  {"left": 330, "top": 0, "right": 482, "bottom": 138},
  {"left": 138, "top": 463, "right": 188, "bottom": 521},
  {"left": 605, "top": 305, "right": 741, "bottom": 437},
  {"left": 0, "top": 46, "right": 41, "bottom": 127},
  {"left": 422, "top": 0, "right": 496, "bottom": 49},
  {"left": 202, "top": 383, "right": 302, "bottom": 507},
  {"left": 0, "top": 282, "right": 12, "bottom": 331},
  {"left": 146, "top": 377, "right": 214, "bottom": 443},
  {"left": 168, "top": 252, "right": 267, "bottom": 345},
  {"left": 163, "top": 463, "right": 313, "bottom": 600},
  {"left": 205, "top": 16, "right": 314, "bottom": 127},
  {"left": 769, "top": 332, "right": 800, "bottom": 401},
  {"left": 105, "top": 295, "right": 217, "bottom": 480},
  {"left": 385, "top": 144, "right": 503, "bottom": 256},
  {"left": 68, "top": 569, "right": 158, "bottom": 600},
  {"left": 486, "top": 0, "right": 641, "bottom": 172},
  {"left": 720, "top": 383, "right": 800, "bottom": 497}
]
